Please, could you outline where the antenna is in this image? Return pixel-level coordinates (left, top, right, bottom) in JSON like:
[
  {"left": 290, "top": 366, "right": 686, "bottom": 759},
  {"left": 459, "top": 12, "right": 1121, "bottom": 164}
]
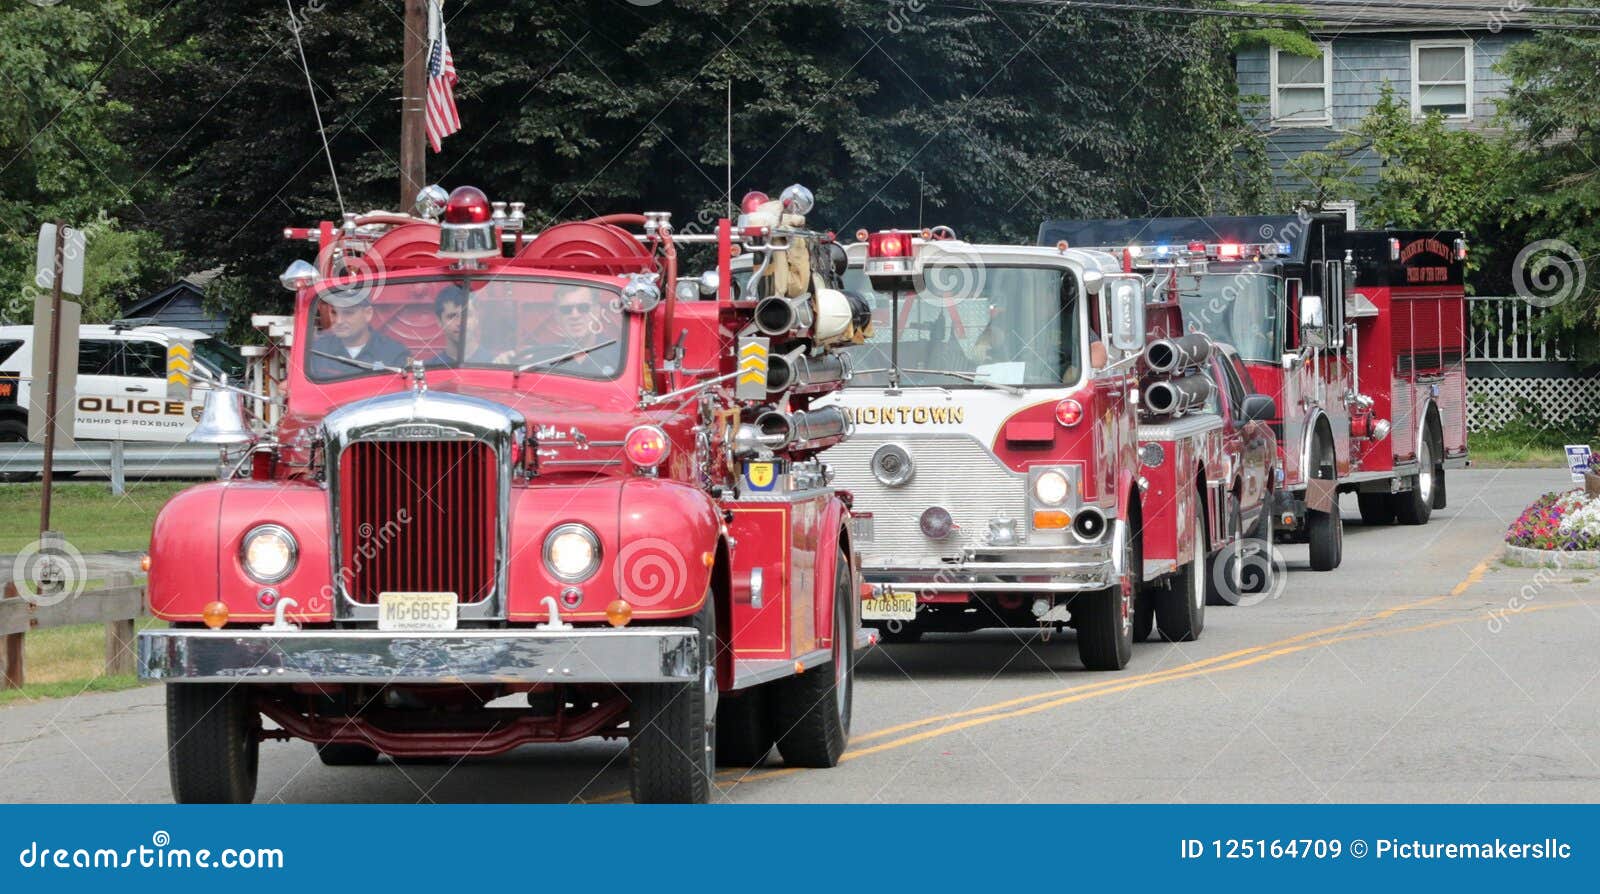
[
  {"left": 287, "top": 0, "right": 346, "bottom": 217},
  {"left": 726, "top": 80, "right": 733, "bottom": 218},
  {"left": 917, "top": 171, "right": 924, "bottom": 231}
]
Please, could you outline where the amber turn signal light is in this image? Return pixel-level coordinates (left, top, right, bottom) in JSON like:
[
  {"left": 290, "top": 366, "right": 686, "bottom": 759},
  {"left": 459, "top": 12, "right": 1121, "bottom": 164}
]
[
  {"left": 1032, "top": 510, "right": 1072, "bottom": 530},
  {"left": 139, "top": 554, "right": 151, "bottom": 573},
  {"left": 201, "top": 601, "right": 230, "bottom": 629},
  {"left": 605, "top": 599, "right": 633, "bottom": 628}
]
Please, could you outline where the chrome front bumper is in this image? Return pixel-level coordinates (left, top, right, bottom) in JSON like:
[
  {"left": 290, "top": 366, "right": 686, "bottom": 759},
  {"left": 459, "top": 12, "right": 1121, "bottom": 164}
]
[
  {"left": 137, "top": 627, "right": 701, "bottom": 685},
  {"left": 863, "top": 538, "right": 1117, "bottom": 595}
]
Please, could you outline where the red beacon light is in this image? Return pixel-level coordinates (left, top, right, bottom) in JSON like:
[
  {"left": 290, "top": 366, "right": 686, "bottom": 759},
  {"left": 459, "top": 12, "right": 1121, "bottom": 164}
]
[
  {"left": 864, "top": 230, "right": 916, "bottom": 291},
  {"left": 438, "top": 185, "right": 498, "bottom": 260},
  {"left": 624, "top": 425, "right": 671, "bottom": 472},
  {"left": 1216, "top": 243, "right": 1241, "bottom": 260}
]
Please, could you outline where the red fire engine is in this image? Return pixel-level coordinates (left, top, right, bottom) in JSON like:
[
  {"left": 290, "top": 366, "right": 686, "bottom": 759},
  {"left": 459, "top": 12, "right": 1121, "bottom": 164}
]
[
  {"left": 137, "top": 183, "right": 870, "bottom": 804},
  {"left": 797, "top": 230, "right": 1271, "bottom": 670},
  {"left": 1037, "top": 216, "right": 1469, "bottom": 571}
]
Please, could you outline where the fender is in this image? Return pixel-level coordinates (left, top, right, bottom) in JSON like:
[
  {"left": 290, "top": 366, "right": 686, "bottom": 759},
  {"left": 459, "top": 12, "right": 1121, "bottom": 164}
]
[
  {"left": 1298, "top": 407, "right": 1331, "bottom": 490},
  {"left": 811, "top": 496, "right": 853, "bottom": 647},
  {"left": 1413, "top": 398, "right": 1441, "bottom": 463}
]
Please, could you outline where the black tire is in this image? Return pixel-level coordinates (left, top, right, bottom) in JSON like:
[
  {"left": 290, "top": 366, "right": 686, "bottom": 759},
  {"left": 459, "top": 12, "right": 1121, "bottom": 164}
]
[
  {"left": 0, "top": 418, "right": 36, "bottom": 483},
  {"left": 1206, "top": 496, "right": 1242, "bottom": 607},
  {"left": 167, "top": 683, "right": 260, "bottom": 804},
  {"left": 1076, "top": 520, "right": 1136, "bottom": 671},
  {"left": 629, "top": 598, "right": 718, "bottom": 804},
  {"left": 1357, "top": 493, "right": 1396, "bottom": 525},
  {"left": 1158, "top": 493, "right": 1207, "bottom": 641},
  {"left": 1393, "top": 429, "right": 1438, "bottom": 525},
  {"left": 714, "top": 687, "right": 774, "bottom": 767},
  {"left": 1306, "top": 438, "right": 1343, "bottom": 571},
  {"left": 316, "top": 743, "right": 381, "bottom": 766},
  {"left": 772, "top": 546, "right": 854, "bottom": 767},
  {"left": 1240, "top": 508, "right": 1276, "bottom": 596}
]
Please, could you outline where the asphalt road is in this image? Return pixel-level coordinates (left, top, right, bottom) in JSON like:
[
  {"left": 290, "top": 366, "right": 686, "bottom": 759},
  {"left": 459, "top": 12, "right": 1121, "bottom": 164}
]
[{"left": 3, "top": 468, "right": 1596, "bottom": 804}]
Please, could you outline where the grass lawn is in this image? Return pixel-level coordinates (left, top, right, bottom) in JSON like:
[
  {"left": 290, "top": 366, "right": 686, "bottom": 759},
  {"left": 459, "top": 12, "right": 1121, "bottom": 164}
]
[
  {"left": 1469, "top": 420, "right": 1594, "bottom": 468},
  {"left": 0, "top": 617, "right": 165, "bottom": 706},
  {"left": 0, "top": 481, "right": 190, "bottom": 554}
]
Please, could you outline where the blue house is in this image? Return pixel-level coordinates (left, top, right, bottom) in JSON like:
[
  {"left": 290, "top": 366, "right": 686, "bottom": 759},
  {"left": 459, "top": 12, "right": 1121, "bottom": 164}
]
[{"left": 1235, "top": 3, "right": 1532, "bottom": 219}]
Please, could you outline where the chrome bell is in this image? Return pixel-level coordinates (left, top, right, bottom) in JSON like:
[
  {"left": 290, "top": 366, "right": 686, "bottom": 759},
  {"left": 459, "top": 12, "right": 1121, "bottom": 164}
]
[{"left": 189, "top": 387, "right": 257, "bottom": 446}]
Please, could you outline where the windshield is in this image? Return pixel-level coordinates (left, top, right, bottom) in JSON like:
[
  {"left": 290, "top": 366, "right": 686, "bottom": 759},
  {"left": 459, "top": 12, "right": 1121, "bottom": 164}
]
[
  {"left": 305, "top": 276, "right": 627, "bottom": 382},
  {"left": 1176, "top": 272, "right": 1283, "bottom": 364},
  {"left": 194, "top": 337, "right": 245, "bottom": 380},
  {"left": 840, "top": 265, "right": 1080, "bottom": 388}
]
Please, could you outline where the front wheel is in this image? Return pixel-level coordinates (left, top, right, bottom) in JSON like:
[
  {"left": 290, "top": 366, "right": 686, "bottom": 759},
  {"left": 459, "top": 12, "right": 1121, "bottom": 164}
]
[
  {"left": 1307, "top": 503, "right": 1343, "bottom": 571},
  {"left": 0, "top": 419, "right": 36, "bottom": 483},
  {"left": 1076, "top": 521, "right": 1136, "bottom": 671},
  {"left": 629, "top": 598, "right": 718, "bottom": 804},
  {"left": 167, "top": 683, "right": 260, "bottom": 804},
  {"left": 772, "top": 545, "right": 855, "bottom": 767}
]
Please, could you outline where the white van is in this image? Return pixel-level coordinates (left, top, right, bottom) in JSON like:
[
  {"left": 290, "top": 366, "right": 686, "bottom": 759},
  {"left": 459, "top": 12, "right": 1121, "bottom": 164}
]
[{"left": 0, "top": 323, "right": 243, "bottom": 447}]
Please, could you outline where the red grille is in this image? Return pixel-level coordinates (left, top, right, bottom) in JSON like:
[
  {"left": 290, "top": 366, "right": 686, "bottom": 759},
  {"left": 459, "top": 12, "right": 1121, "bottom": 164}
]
[{"left": 340, "top": 440, "right": 497, "bottom": 605}]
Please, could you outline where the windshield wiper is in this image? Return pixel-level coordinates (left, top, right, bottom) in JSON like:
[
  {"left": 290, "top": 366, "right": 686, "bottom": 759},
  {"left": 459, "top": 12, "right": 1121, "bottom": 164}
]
[
  {"left": 900, "top": 367, "right": 1024, "bottom": 396},
  {"left": 515, "top": 339, "right": 619, "bottom": 374},
  {"left": 310, "top": 349, "right": 405, "bottom": 375}
]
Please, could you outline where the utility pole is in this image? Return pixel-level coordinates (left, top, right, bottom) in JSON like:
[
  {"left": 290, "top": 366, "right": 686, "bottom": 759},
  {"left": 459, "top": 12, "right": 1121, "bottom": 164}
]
[{"left": 399, "top": 0, "right": 428, "bottom": 209}]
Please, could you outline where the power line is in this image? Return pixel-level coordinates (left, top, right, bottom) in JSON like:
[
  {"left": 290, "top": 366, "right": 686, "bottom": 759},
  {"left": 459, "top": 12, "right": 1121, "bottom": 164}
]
[{"left": 908, "top": 0, "right": 1600, "bottom": 31}]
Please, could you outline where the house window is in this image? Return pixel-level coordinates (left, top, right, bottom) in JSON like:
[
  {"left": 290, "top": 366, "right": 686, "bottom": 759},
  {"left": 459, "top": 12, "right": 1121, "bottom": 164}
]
[
  {"left": 1412, "top": 40, "right": 1473, "bottom": 119},
  {"left": 1271, "top": 45, "right": 1332, "bottom": 125}
]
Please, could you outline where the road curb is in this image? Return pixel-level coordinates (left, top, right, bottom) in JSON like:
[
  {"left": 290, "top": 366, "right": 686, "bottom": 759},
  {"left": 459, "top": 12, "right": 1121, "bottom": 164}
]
[{"left": 1502, "top": 544, "right": 1600, "bottom": 569}]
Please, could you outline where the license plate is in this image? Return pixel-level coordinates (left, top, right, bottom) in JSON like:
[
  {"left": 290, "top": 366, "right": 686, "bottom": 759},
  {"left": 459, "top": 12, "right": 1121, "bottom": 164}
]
[
  {"left": 861, "top": 591, "right": 917, "bottom": 621},
  {"left": 377, "top": 592, "right": 458, "bottom": 632}
]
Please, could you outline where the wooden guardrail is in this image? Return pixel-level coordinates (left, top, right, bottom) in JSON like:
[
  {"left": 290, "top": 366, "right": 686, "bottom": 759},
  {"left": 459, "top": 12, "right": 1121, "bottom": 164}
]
[{"left": 0, "top": 572, "right": 147, "bottom": 690}]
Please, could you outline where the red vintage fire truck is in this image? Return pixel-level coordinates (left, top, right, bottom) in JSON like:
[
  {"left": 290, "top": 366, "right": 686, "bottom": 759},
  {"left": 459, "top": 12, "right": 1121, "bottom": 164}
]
[
  {"left": 137, "top": 183, "right": 870, "bottom": 804},
  {"left": 796, "top": 231, "right": 1271, "bottom": 670},
  {"left": 1037, "top": 216, "right": 1469, "bottom": 571}
]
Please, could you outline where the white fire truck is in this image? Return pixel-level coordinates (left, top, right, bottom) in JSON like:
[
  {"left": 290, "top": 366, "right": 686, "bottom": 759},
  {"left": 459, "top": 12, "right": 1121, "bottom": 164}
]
[{"left": 797, "top": 231, "right": 1267, "bottom": 669}]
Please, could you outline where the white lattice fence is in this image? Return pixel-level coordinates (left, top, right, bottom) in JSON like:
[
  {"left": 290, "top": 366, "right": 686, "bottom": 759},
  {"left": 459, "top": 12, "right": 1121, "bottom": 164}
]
[{"left": 1468, "top": 376, "right": 1600, "bottom": 431}]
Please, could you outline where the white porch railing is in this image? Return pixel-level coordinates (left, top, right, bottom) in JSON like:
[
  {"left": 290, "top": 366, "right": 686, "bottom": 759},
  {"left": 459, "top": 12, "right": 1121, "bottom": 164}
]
[{"left": 1466, "top": 296, "right": 1568, "bottom": 363}]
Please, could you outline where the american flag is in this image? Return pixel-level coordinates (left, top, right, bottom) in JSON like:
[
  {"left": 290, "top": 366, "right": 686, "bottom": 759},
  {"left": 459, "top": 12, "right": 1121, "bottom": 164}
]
[{"left": 424, "top": 0, "right": 459, "bottom": 152}]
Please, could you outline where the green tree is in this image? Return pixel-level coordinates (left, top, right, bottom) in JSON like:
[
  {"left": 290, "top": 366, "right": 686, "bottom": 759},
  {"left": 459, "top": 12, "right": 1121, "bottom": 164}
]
[
  {"left": 0, "top": 0, "right": 173, "bottom": 322},
  {"left": 113, "top": 1, "right": 1273, "bottom": 332},
  {"left": 1499, "top": 24, "right": 1600, "bottom": 357}
]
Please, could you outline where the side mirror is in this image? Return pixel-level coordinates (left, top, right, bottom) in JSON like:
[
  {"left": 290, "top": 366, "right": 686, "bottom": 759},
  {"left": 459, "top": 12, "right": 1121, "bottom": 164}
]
[
  {"left": 1103, "top": 276, "right": 1145, "bottom": 353},
  {"left": 1241, "top": 394, "right": 1277, "bottom": 422},
  {"left": 1299, "top": 292, "right": 1327, "bottom": 348}
]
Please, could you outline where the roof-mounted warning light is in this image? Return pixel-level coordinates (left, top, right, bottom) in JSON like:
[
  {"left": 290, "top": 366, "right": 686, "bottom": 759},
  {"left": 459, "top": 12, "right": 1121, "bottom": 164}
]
[
  {"left": 439, "top": 186, "right": 498, "bottom": 260},
  {"left": 864, "top": 229, "right": 917, "bottom": 291}
]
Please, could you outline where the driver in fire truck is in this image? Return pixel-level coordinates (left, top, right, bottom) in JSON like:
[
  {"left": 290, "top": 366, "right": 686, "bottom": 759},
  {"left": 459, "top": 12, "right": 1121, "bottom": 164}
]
[{"left": 308, "top": 289, "right": 411, "bottom": 378}]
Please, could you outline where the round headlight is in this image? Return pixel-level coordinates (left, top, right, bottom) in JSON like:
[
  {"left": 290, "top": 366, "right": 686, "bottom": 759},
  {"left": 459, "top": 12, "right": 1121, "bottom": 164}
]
[
  {"left": 1033, "top": 470, "right": 1070, "bottom": 506},
  {"left": 241, "top": 525, "right": 297, "bottom": 584},
  {"left": 544, "top": 524, "right": 601, "bottom": 582},
  {"left": 871, "top": 443, "right": 915, "bottom": 487}
]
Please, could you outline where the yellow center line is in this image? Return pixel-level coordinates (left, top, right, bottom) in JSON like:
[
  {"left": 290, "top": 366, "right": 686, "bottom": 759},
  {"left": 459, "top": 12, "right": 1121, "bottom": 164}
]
[
  {"left": 717, "top": 598, "right": 1583, "bottom": 789},
  {"left": 581, "top": 554, "right": 1504, "bottom": 803},
  {"left": 849, "top": 555, "right": 1495, "bottom": 745}
]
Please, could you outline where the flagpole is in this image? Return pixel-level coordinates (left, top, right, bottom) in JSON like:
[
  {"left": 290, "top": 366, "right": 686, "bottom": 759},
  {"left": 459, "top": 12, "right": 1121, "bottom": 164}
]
[{"left": 399, "top": 0, "right": 428, "bottom": 208}]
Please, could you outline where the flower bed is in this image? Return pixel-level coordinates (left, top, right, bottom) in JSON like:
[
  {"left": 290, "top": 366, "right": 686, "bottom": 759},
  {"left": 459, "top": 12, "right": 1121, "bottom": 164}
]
[{"left": 1505, "top": 488, "right": 1600, "bottom": 568}]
